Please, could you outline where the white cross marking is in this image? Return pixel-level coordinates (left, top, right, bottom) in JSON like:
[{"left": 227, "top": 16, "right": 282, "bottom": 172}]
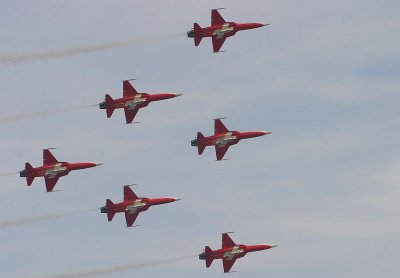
[
  {"left": 45, "top": 163, "right": 67, "bottom": 178},
  {"left": 125, "top": 94, "right": 147, "bottom": 110},
  {"left": 216, "top": 132, "right": 237, "bottom": 146},
  {"left": 126, "top": 199, "right": 147, "bottom": 214},
  {"left": 223, "top": 246, "right": 244, "bottom": 260},
  {"left": 213, "top": 23, "right": 234, "bottom": 39}
]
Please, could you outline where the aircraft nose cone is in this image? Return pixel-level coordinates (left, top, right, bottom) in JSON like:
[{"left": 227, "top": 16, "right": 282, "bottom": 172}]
[
  {"left": 173, "top": 197, "right": 183, "bottom": 202},
  {"left": 95, "top": 163, "right": 103, "bottom": 167},
  {"left": 262, "top": 131, "right": 272, "bottom": 135},
  {"left": 174, "top": 93, "right": 183, "bottom": 97},
  {"left": 269, "top": 244, "right": 278, "bottom": 248},
  {"left": 262, "top": 23, "right": 270, "bottom": 27}
]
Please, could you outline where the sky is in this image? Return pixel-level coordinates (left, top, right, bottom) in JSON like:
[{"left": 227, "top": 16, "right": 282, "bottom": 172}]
[{"left": 0, "top": 0, "right": 399, "bottom": 277}]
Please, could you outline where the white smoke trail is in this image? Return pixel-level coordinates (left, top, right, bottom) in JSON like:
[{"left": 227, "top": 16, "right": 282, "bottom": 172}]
[
  {"left": 0, "top": 33, "right": 184, "bottom": 66},
  {"left": 36, "top": 255, "right": 196, "bottom": 278},
  {"left": 0, "top": 104, "right": 97, "bottom": 125},
  {"left": 0, "top": 208, "right": 97, "bottom": 229},
  {"left": 0, "top": 172, "right": 18, "bottom": 176}
]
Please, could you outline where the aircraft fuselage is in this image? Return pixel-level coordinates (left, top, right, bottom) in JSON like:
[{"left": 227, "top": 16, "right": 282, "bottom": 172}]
[
  {"left": 100, "top": 197, "right": 179, "bottom": 215},
  {"left": 188, "top": 22, "right": 266, "bottom": 39},
  {"left": 19, "top": 162, "right": 99, "bottom": 179}
]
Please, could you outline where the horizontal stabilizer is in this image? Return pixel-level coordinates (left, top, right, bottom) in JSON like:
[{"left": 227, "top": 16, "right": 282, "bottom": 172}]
[
  {"left": 193, "top": 23, "right": 203, "bottom": 46},
  {"left": 25, "top": 163, "right": 35, "bottom": 186},
  {"left": 206, "top": 257, "right": 213, "bottom": 268},
  {"left": 105, "top": 94, "right": 115, "bottom": 118},
  {"left": 205, "top": 246, "right": 214, "bottom": 268},
  {"left": 106, "top": 199, "right": 115, "bottom": 221},
  {"left": 26, "top": 176, "right": 35, "bottom": 186},
  {"left": 197, "top": 132, "right": 206, "bottom": 154}
]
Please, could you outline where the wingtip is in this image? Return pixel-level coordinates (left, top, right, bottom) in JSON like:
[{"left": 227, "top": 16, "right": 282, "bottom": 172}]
[
  {"left": 214, "top": 116, "right": 227, "bottom": 121},
  {"left": 124, "top": 184, "right": 138, "bottom": 187},
  {"left": 46, "top": 189, "right": 61, "bottom": 193},
  {"left": 43, "top": 147, "right": 57, "bottom": 151},
  {"left": 121, "top": 78, "right": 136, "bottom": 82},
  {"left": 126, "top": 224, "right": 141, "bottom": 228},
  {"left": 125, "top": 121, "right": 140, "bottom": 125}
]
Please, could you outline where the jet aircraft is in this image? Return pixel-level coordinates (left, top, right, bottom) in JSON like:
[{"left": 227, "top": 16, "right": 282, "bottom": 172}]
[
  {"left": 191, "top": 118, "right": 271, "bottom": 160},
  {"left": 199, "top": 233, "right": 277, "bottom": 273},
  {"left": 99, "top": 80, "right": 182, "bottom": 124},
  {"left": 19, "top": 149, "right": 102, "bottom": 192},
  {"left": 187, "top": 8, "right": 269, "bottom": 52},
  {"left": 100, "top": 185, "right": 182, "bottom": 227}
]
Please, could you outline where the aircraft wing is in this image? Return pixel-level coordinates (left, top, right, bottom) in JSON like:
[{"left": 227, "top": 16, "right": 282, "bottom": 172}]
[
  {"left": 124, "top": 211, "right": 139, "bottom": 227},
  {"left": 124, "top": 107, "right": 139, "bottom": 124},
  {"left": 211, "top": 9, "right": 226, "bottom": 26},
  {"left": 123, "top": 80, "right": 139, "bottom": 97},
  {"left": 212, "top": 36, "right": 227, "bottom": 53},
  {"left": 222, "top": 233, "right": 236, "bottom": 248},
  {"left": 43, "top": 149, "right": 58, "bottom": 165},
  {"left": 44, "top": 176, "right": 60, "bottom": 192},
  {"left": 215, "top": 145, "right": 230, "bottom": 161},
  {"left": 124, "top": 186, "right": 138, "bottom": 202},
  {"left": 223, "top": 258, "right": 237, "bottom": 273},
  {"left": 214, "top": 119, "right": 229, "bottom": 134}
]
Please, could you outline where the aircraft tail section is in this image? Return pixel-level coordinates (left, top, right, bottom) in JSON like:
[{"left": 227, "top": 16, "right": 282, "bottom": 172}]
[
  {"left": 106, "top": 199, "right": 115, "bottom": 221},
  {"left": 105, "top": 94, "right": 115, "bottom": 118},
  {"left": 25, "top": 163, "right": 35, "bottom": 186},
  {"left": 197, "top": 132, "right": 206, "bottom": 154},
  {"left": 194, "top": 23, "right": 203, "bottom": 46},
  {"left": 205, "top": 246, "right": 213, "bottom": 268}
]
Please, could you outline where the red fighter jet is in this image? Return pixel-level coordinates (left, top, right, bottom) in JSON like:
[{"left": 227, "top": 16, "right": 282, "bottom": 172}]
[
  {"left": 99, "top": 80, "right": 182, "bottom": 124},
  {"left": 187, "top": 8, "right": 269, "bottom": 52},
  {"left": 100, "top": 185, "right": 182, "bottom": 227},
  {"left": 199, "top": 233, "right": 277, "bottom": 273},
  {"left": 191, "top": 118, "right": 271, "bottom": 161},
  {"left": 19, "top": 149, "right": 102, "bottom": 192}
]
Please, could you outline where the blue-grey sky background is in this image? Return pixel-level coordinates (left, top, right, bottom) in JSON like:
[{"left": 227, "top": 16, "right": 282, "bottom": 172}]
[{"left": 0, "top": 0, "right": 399, "bottom": 277}]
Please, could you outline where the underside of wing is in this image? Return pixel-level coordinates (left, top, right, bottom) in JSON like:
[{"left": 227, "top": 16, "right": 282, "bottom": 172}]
[
  {"left": 211, "top": 9, "right": 226, "bottom": 26},
  {"left": 215, "top": 145, "right": 230, "bottom": 161},
  {"left": 124, "top": 186, "right": 138, "bottom": 202},
  {"left": 214, "top": 119, "right": 229, "bottom": 134},
  {"left": 44, "top": 176, "right": 60, "bottom": 192},
  {"left": 43, "top": 149, "right": 58, "bottom": 165},
  {"left": 124, "top": 211, "right": 139, "bottom": 227},
  {"left": 223, "top": 258, "right": 237, "bottom": 273},
  {"left": 212, "top": 36, "right": 227, "bottom": 53},
  {"left": 222, "top": 233, "right": 236, "bottom": 248},
  {"left": 123, "top": 81, "right": 139, "bottom": 97},
  {"left": 124, "top": 107, "right": 139, "bottom": 124}
]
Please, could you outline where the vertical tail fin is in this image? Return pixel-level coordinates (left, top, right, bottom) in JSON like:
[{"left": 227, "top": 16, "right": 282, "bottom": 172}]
[
  {"left": 105, "top": 94, "right": 115, "bottom": 118},
  {"left": 204, "top": 246, "right": 213, "bottom": 268},
  {"left": 25, "top": 163, "right": 35, "bottom": 186},
  {"left": 193, "top": 23, "right": 203, "bottom": 46},
  {"left": 197, "top": 132, "right": 206, "bottom": 155},
  {"left": 106, "top": 199, "right": 115, "bottom": 221}
]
